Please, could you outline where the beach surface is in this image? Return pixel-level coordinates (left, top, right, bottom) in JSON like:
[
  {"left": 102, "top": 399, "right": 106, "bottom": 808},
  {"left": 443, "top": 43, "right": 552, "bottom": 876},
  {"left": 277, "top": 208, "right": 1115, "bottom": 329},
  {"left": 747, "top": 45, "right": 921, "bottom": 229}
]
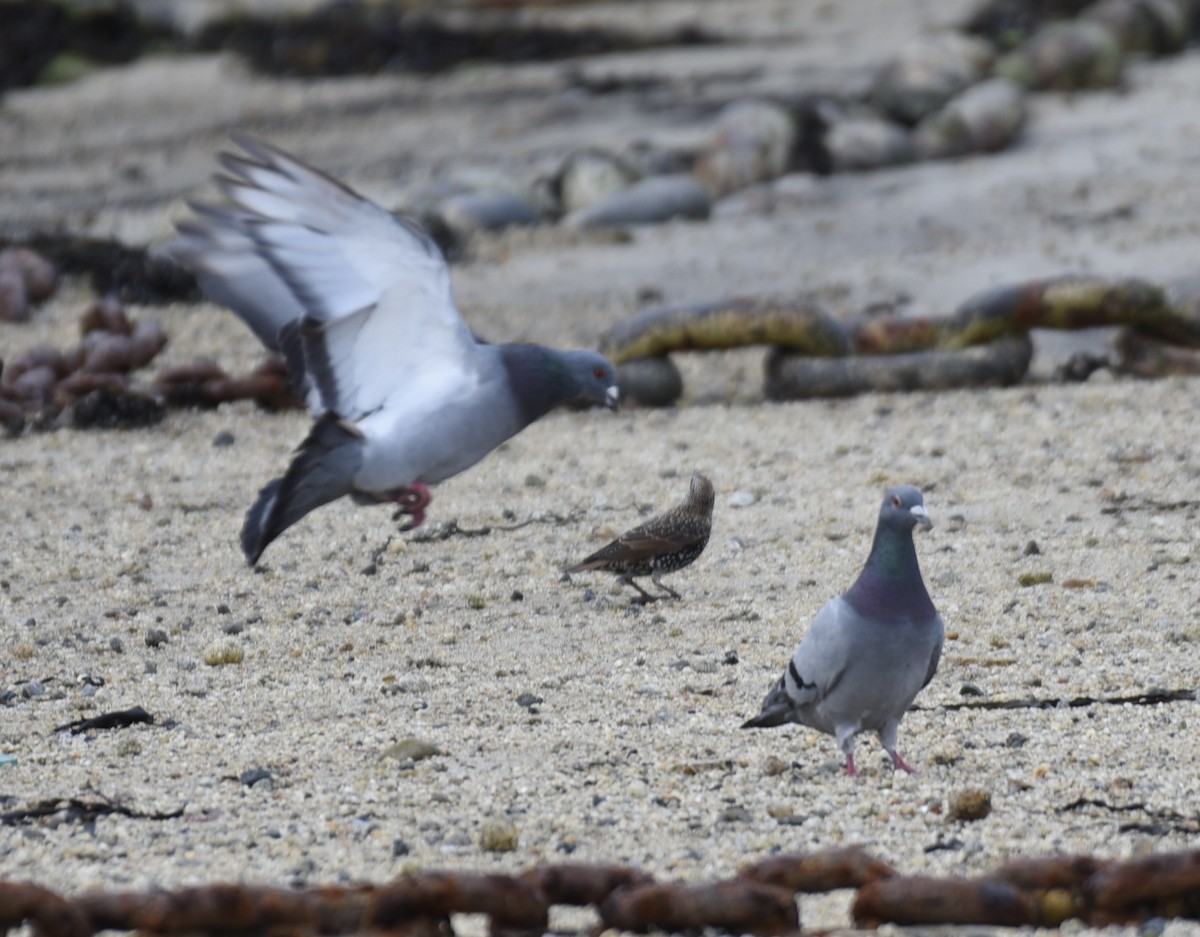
[{"left": 2, "top": 1, "right": 1200, "bottom": 932}]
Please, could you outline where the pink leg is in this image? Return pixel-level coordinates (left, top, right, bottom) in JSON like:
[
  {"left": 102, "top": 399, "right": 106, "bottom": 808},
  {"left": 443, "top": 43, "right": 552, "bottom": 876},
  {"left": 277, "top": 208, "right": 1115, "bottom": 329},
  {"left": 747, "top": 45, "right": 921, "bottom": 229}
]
[
  {"left": 845, "top": 753, "right": 858, "bottom": 777},
  {"left": 888, "top": 750, "right": 917, "bottom": 775},
  {"left": 389, "top": 482, "right": 432, "bottom": 531}
]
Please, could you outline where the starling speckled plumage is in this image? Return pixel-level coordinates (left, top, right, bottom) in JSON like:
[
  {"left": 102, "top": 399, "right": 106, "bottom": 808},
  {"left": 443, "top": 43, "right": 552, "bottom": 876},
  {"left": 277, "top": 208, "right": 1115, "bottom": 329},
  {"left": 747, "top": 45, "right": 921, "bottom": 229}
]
[
  {"left": 741, "top": 485, "right": 943, "bottom": 777},
  {"left": 565, "top": 471, "right": 715, "bottom": 603}
]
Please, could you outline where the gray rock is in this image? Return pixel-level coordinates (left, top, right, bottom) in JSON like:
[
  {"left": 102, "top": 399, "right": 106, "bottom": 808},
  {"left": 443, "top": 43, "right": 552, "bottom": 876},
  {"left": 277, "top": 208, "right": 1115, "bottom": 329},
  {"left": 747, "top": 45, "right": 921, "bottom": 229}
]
[
  {"left": 558, "top": 149, "right": 639, "bottom": 213},
  {"left": 564, "top": 175, "right": 711, "bottom": 228},
  {"left": 914, "top": 78, "right": 1026, "bottom": 160},
  {"left": 823, "top": 114, "right": 915, "bottom": 173},
  {"left": 434, "top": 191, "right": 543, "bottom": 239},
  {"left": 694, "top": 99, "right": 796, "bottom": 197},
  {"left": 871, "top": 33, "right": 995, "bottom": 125}
]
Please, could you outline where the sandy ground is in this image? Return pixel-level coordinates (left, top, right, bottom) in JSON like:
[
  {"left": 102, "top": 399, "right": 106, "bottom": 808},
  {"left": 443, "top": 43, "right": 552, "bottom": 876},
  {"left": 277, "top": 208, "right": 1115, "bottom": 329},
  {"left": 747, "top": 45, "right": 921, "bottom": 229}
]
[{"left": 2, "top": 1, "right": 1200, "bottom": 932}]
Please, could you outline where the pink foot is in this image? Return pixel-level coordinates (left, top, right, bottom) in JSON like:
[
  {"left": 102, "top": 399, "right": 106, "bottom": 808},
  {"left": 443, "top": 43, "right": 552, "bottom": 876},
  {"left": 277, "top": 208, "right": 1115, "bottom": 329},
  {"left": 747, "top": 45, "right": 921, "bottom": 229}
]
[
  {"left": 889, "top": 750, "right": 917, "bottom": 775},
  {"left": 389, "top": 482, "right": 432, "bottom": 531},
  {"left": 845, "top": 753, "right": 858, "bottom": 777}
]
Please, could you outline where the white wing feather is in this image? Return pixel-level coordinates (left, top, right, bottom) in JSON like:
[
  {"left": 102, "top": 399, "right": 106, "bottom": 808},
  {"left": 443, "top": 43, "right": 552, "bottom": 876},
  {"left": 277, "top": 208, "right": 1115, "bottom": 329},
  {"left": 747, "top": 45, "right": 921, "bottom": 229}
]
[{"left": 173, "top": 136, "right": 477, "bottom": 422}]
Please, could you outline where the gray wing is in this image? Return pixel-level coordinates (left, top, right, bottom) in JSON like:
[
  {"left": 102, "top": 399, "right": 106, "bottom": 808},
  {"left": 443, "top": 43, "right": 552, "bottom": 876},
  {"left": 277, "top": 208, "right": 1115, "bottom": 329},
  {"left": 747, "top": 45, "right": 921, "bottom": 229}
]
[
  {"left": 785, "top": 596, "right": 856, "bottom": 708},
  {"left": 167, "top": 203, "right": 306, "bottom": 351},
  {"left": 165, "top": 135, "right": 478, "bottom": 421},
  {"left": 920, "top": 614, "right": 944, "bottom": 690}
]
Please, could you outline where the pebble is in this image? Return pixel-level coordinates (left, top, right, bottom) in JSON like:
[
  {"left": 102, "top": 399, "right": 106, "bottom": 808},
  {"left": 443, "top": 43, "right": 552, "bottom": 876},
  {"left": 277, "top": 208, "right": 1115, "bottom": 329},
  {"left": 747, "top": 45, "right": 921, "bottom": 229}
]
[
  {"left": 144, "top": 628, "right": 168, "bottom": 648},
  {"left": 822, "top": 113, "right": 915, "bottom": 173},
  {"left": 392, "top": 673, "right": 431, "bottom": 694},
  {"left": 239, "top": 767, "right": 272, "bottom": 787},
  {"left": 615, "top": 356, "right": 683, "bottom": 408},
  {"left": 563, "top": 175, "right": 711, "bottom": 228},
  {"left": 433, "top": 191, "right": 543, "bottom": 239},
  {"left": 479, "top": 819, "right": 519, "bottom": 853},
  {"left": 557, "top": 148, "right": 639, "bottom": 213},
  {"left": 914, "top": 77, "right": 1026, "bottom": 160},
  {"left": 870, "top": 32, "right": 994, "bottom": 125},
  {"left": 382, "top": 737, "right": 441, "bottom": 763},
  {"left": 949, "top": 789, "right": 993, "bottom": 821},
  {"left": 727, "top": 490, "right": 757, "bottom": 508},
  {"left": 694, "top": 99, "right": 796, "bottom": 197}
]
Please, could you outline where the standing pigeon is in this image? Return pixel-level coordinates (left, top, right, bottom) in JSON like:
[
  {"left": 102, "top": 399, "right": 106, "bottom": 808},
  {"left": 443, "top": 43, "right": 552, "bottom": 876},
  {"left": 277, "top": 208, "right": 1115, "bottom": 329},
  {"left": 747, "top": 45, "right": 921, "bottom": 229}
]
[
  {"left": 742, "top": 485, "right": 943, "bottom": 777},
  {"left": 165, "top": 136, "right": 619, "bottom": 565},
  {"left": 564, "top": 471, "right": 715, "bottom": 603}
]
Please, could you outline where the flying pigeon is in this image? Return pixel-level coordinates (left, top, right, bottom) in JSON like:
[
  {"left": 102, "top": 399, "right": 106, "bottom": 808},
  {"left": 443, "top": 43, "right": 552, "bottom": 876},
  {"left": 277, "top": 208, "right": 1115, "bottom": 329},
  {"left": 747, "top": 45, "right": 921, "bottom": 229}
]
[
  {"left": 742, "top": 485, "right": 943, "bottom": 777},
  {"left": 165, "top": 136, "right": 619, "bottom": 565},
  {"left": 565, "top": 471, "right": 715, "bottom": 603}
]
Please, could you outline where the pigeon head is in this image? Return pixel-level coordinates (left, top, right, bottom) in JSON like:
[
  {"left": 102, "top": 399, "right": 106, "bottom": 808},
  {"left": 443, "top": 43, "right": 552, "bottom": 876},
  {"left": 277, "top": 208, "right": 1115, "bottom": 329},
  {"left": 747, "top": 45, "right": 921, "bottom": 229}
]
[
  {"left": 844, "top": 484, "right": 936, "bottom": 622},
  {"left": 502, "top": 345, "right": 619, "bottom": 420},
  {"left": 879, "top": 485, "right": 932, "bottom": 533},
  {"left": 685, "top": 471, "right": 715, "bottom": 516}
]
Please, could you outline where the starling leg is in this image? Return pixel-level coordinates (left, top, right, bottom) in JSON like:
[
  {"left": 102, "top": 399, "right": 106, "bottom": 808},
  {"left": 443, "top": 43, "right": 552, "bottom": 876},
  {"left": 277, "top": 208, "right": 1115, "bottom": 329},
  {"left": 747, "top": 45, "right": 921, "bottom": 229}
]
[
  {"left": 650, "top": 570, "right": 681, "bottom": 600},
  {"left": 623, "top": 577, "right": 659, "bottom": 605}
]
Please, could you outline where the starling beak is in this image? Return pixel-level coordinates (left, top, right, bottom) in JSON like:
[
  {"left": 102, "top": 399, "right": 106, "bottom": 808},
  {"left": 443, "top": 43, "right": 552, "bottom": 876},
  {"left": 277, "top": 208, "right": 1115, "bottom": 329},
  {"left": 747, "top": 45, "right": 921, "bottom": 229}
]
[{"left": 564, "top": 471, "right": 715, "bottom": 604}]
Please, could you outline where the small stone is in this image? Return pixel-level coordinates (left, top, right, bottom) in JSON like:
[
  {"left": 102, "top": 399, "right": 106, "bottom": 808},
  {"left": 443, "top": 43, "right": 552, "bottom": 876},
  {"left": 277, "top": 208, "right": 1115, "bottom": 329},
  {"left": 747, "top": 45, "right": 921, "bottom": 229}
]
[
  {"left": 117, "top": 738, "right": 142, "bottom": 757},
  {"left": 516, "top": 693, "right": 543, "bottom": 709},
  {"left": 221, "top": 621, "right": 245, "bottom": 636},
  {"left": 393, "top": 673, "right": 431, "bottom": 694},
  {"left": 212, "top": 431, "right": 235, "bottom": 447},
  {"left": 239, "top": 767, "right": 272, "bottom": 787},
  {"left": 727, "top": 491, "right": 757, "bottom": 508},
  {"left": 109, "top": 637, "right": 124, "bottom": 653},
  {"left": 762, "top": 755, "right": 790, "bottom": 776},
  {"left": 392, "top": 838, "right": 410, "bottom": 857},
  {"left": 1018, "top": 571, "right": 1053, "bottom": 587},
  {"left": 185, "top": 674, "right": 211, "bottom": 697},
  {"left": 21, "top": 681, "right": 46, "bottom": 699},
  {"left": 145, "top": 628, "right": 168, "bottom": 648},
  {"left": 719, "top": 805, "right": 752, "bottom": 823},
  {"left": 766, "top": 803, "right": 794, "bottom": 821},
  {"left": 1023, "top": 540, "right": 1041, "bottom": 556},
  {"left": 203, "top": 639, "right": 244, "bottom": 666},
  {"left": 949, "top": 788, "right": 992, "bottom": 821},
  {"left": 480, "top": 818, "right": 519, "bottom": 853},
  {"left": 383, "top": 737, "right": 441, "bottom": 763}
]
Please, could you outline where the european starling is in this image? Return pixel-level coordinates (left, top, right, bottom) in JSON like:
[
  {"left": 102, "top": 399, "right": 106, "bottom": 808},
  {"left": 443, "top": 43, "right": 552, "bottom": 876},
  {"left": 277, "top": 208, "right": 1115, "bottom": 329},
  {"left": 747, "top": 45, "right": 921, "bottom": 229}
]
[
  {"left": 741, "top": 486, "right": 943, "bottom": 777},
  {"left": 565, "top": 471, "right": 715, "bottom": 603}
]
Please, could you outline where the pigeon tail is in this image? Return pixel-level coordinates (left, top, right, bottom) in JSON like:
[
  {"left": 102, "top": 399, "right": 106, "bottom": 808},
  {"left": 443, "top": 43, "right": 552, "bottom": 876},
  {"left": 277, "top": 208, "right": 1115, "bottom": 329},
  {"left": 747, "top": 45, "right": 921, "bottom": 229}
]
[
  {"left": 242, "top": 413, "right": 364, "bottom": 565},
  {"left": 741, "top": 678, "right": 794, "bottom": 729}
]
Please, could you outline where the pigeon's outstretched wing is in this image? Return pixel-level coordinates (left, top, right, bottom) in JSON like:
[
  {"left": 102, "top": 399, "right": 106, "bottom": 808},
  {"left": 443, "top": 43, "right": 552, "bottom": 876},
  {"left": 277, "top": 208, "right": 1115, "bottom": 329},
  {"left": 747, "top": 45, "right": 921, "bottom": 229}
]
[{"left": 167, "top": 135, "right": 477, "bottom": 420}]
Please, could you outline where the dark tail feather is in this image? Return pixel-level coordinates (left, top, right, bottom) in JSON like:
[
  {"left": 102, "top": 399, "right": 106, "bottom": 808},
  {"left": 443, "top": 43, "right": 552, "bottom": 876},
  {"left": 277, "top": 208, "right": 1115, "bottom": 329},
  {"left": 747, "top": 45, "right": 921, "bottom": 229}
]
[
  {"left": 241, "top": 414, "right": 364, "bottom": 565},
  {"left": 740, "top": 677, "right": 794, "bottom": 729}
]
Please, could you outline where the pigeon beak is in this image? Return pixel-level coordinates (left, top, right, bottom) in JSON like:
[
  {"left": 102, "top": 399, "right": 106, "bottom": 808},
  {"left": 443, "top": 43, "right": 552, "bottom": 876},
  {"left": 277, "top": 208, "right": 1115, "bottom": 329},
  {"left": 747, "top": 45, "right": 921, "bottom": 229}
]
[
  {"left": 910, "top": 504, "right": 933, "bottom": 528},
  {"left": 605, "top": 385, "right": 620, "bottom": 411}
]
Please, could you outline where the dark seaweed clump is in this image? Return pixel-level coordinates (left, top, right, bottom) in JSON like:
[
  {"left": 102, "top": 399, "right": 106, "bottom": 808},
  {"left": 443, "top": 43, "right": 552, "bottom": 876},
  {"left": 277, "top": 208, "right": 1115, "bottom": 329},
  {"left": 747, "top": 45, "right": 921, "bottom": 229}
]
[
  {"left": 0, "top": 0, "right": 173, "bottom": 93},
  {"left": 195, "top": 2, "right": 713, "bottom": 77},
  {"left": 2, "top": 236, "right": 198, "bottom": 306},
  {"left": 1, "top": 0, "right": 716, "bottom": 93}
]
